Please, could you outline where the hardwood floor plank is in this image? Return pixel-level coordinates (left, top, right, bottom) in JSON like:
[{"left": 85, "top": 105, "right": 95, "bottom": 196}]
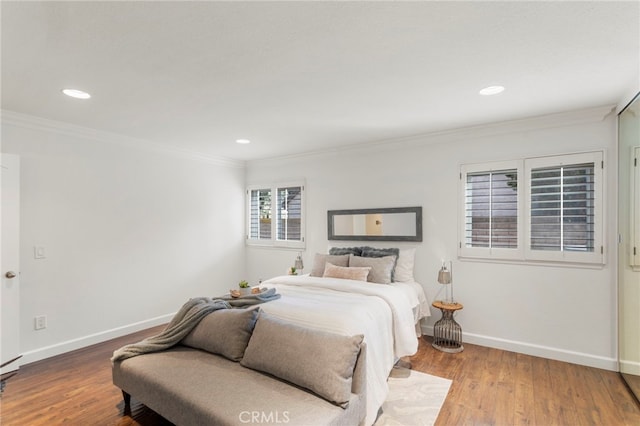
[
  {"left": 494, "top": 350, "right": 517, "bottom": 426},
  {"left": 513, "top": 352, "right": 535, "bottom": 425},
  {"left": 1, "top": 329, "right": 639, "bottom": 425}
]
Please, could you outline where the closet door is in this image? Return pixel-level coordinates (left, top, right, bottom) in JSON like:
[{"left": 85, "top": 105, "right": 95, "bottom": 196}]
[{"left": 618, "top": 93, "right": 640, "bottom": 401}]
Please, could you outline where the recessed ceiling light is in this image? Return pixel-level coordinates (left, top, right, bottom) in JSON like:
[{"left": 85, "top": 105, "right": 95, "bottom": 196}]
[
  {"left": 236, "top": 139, "right": 251, "bottom": 144},
  {"left": 62, "top": 88, "right": 91, "bottom": 99},
  {"left": 479, "top": 86, "right": 505, "bottom": 96}
]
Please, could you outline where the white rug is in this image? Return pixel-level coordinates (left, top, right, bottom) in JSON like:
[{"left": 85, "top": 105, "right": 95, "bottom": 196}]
[{"left": 374, "top": 369, "right": 452, "bottom": 426}]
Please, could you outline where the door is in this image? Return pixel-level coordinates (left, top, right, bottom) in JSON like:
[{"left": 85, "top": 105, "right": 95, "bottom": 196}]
[
  {"left": 618, "top": 93, "right": 640, "bottom": 400},
  {"left": 1, "top": 153, "right": 20, "bottom": 374}
]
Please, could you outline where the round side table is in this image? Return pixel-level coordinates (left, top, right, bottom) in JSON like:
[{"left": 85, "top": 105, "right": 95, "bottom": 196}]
[{"left": 432, "top": 301, "right": 464, "bottom": 353}]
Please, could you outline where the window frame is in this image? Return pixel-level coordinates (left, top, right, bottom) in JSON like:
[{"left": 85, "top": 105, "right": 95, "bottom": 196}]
[
  {"left": 246, "top": 180, "right": 305, "bottom": 249},
  {"left": 459, "top": 151, "right": 604, "bottom": 266}
]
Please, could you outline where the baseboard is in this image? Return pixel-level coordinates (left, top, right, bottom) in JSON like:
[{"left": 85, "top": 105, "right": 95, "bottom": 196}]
[
  {"left": 422, "top": 325, "right": 618, "bottom": 372},
  {"left": 20, "top": 313, "right": 175, "bottom": 366},
  {"left": 620, "top": 359, "right": 640, "bottom": 375}
]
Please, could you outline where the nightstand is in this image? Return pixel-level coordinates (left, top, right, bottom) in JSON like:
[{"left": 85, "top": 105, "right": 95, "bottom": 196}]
[{"left": 432, "top": 301, "right": 464, "bottom": 353}]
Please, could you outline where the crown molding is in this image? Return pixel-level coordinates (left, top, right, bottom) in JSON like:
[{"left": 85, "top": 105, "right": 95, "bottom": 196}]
[
  {"left": 1, "top": 110, "right": 245, "bottom": 169},
  {"left": 2, "top": 105, "right": 614, "bottom": 169},
  {"left": 248, "top": 104, "right": 616, "bottom": 166}
]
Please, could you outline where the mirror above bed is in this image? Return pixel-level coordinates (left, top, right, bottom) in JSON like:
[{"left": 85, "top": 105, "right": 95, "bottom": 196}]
[{"left": 328, "top": 207, "right": 422, "bottom": 242}]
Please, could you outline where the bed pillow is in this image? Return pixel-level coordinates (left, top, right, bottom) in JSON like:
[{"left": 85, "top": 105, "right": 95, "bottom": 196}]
[
  {"left": 348, "top": 254, "right": 396, "bottom": 284},
  {"left": 329, "top": 246, "right": 363, "bottom": 256},
  {"left": 241, "top": 312, "right": 364, "bottom": 407},
  {"left": 361, "top": 247, "right": 400, "bottom": 281},
  {"left": 323, "top": 262, "right": 371, "bottom": 282},
  {"left": 394, "top": 248, "right": 416, "bottom": 283},
  {"left": 181, "top": 309, "right": 258, "bottom": 361},
  {"left": 310, "top": 253, "right": 350, "bottom": 277}
]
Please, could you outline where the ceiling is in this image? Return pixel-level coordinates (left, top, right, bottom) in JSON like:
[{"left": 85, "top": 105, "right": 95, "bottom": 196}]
[{"left": 2, "top": 1, "right": 639, "bottom": 162}]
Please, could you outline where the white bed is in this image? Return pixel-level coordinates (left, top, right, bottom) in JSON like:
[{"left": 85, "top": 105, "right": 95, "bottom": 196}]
[{"left": 260, "top": 274, "right": 430, "bottom": 426}]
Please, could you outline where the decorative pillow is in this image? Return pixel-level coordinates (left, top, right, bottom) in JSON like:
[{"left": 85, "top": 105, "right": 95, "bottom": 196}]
[
  {"left": 323, "top": 262, "right": 371, "bottom": 282},
  {"left": 329, "top": 246, "right": 363, "bottom": 256},
  {"left": 310, "top": 253, "right": 350, "bottom": 277},
  {"left": 394, "top": 248, "right": 416, "bottom": 283},
  {"left": 348, "top": 254, "right": 396, "bottom": 284},
  {"left": 241, "top": 312, "right": 364, "bottom": 407},
  {"left": 181, "top": 309, "right": 258, "bottom": 361},
  {"left": 360, "top": 246, "right": 400, "bottom": 281}
]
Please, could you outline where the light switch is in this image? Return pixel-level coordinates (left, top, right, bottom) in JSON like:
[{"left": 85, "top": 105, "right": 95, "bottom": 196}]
[{"left": 34, "top": 246, "right": 46, "bottom": 259}]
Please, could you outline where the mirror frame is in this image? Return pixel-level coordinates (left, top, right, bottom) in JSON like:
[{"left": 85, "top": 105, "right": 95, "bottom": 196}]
[{"left": 327, "top": 206, "right": 423, "bottom": 242}]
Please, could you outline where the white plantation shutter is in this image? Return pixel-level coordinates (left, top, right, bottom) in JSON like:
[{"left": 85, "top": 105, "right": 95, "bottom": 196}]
[
  {"left": 525, "top": 151, "right": 603, "bottom": 264},
  {"left": 460, "top": 160, "right": 523, "bottom": 260},
  {"left": 529, "top": 163, "right": 595, "bottom": 252},
  {"left": 464, "top": 169, "right": 518, "bottom": 249},
  {"left": 276, "top": 186, "right": 302, "bottom": 241},
  {"left": 249, "top": 188, "right": 271, "bottom": 240}
]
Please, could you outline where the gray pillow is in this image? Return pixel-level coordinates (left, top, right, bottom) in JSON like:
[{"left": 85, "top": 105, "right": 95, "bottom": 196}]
[
  {"left": 349, "top": 254, "right": 396, "bottom": 284},
  {"left": 361, "top": 247, "right": 400, "bottom": 281},
  {"left": 329, "top": 246, "right": 363, "bottom": 256},
  {"left": 241, "top": 312, "right": 363, "bottom": 407},
  {"left": 181, "top": 309, "right": 258, "bottom": 361},
  {"left": 310, "top": 253, "right": 350, "bottom": 277}
]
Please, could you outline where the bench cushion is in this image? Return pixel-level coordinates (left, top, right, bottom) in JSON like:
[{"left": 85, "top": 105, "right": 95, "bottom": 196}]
[
  {"left": 241, "top": 312, "right": 364, "bottom": 407},
  {"left": 181, "top": 308, "right": 258, "bottom": 361}
]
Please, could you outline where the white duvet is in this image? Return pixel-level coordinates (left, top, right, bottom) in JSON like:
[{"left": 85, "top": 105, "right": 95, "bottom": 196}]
[{"left": 260, "top": 274, "right": 422, "bottom": 426}]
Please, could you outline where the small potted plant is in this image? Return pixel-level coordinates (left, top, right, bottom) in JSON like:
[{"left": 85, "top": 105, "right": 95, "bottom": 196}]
[
  {"left": 238, "top": 280, "right": 251, "bottom": 295},
  {"left": 287, "top": 266, "right": 297, "bottom": 276}
]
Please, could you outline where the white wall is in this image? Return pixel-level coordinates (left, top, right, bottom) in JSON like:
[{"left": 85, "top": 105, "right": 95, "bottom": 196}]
[
  {"left": 246, "top": 106, "right": 618, "bottom": 370},
  {"left": 1, "top": 112, "right": 246, "bottom": 363}
]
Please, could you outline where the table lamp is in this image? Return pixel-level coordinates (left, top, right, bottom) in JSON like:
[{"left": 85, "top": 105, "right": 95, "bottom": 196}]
[
  {"left": 437, "top": 261, "right": 454, "bottom": 304},
  {"left": 294, "top": 253, "right": 304, "bottom": 274}
]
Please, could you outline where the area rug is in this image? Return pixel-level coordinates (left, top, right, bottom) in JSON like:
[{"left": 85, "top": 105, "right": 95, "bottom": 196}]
[{"left": 374, "top": 369, "right": 452, "bottom": 426}]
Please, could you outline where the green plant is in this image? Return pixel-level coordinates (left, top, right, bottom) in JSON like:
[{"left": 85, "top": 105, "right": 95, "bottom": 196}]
[{"left": 238, "top": 280, "right": 249, "bottom": 288}]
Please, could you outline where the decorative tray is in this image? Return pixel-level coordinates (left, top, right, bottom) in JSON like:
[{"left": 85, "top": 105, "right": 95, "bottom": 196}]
[{"left": 229, "top": 287, "right": 267, "bottom": 298}]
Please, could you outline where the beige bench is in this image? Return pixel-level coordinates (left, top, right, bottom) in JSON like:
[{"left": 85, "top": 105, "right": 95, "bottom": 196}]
[{"left": 113, "top": 310, "right": 366, "bottom": 426}]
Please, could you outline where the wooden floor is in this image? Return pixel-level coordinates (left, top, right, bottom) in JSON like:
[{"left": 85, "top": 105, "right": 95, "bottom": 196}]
[{"left": 1, "top": 327, "right": 639, "bottom": 426}]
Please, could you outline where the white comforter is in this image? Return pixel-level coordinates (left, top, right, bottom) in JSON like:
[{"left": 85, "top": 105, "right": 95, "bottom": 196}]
[{"left": 260, "top": 274, "right": 421, "bottom": 426}]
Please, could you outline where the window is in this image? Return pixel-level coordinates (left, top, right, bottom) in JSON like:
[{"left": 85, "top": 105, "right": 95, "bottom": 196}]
[
  {"left": 247, "top": 182, "right": 305, "bottom": 248},
  {"left": 460, "top": 152, "right": 604, "bottom": 265}
]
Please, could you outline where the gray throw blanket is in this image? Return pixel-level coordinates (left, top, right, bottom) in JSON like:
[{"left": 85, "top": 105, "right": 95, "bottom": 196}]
[
  {"left": 111, "top": 297, "right": 230, "bottom": 363},
  {"left": 221, "top": 287, "right": 281, "bottom": 307}
]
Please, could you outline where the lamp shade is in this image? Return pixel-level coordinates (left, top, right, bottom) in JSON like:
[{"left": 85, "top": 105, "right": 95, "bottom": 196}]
[{"left": 437, "top": 266, "right": 451, "bottom": 285}]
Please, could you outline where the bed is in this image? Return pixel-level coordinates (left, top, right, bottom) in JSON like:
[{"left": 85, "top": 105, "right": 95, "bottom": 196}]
[{"left": 259, "top": 271, "right": 430, "bottom": 426}]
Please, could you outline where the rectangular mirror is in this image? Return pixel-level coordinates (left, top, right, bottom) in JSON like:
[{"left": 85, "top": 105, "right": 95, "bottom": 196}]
[{"left": 328, "top": 207, "right": 422, "bottom": 241}]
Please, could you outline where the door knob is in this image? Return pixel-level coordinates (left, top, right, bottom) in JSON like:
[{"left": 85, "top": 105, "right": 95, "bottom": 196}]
[{"left": 5, "top": 271, "right": 16, "bottom": 279}]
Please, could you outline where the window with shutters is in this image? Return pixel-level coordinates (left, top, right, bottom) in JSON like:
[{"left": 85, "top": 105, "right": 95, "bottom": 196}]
[
  {"left": 246, "top": 182, "right": 305, "bottom": 248},
  {"left": 460, "top": 151, "right": 604, "bottom": 265}
]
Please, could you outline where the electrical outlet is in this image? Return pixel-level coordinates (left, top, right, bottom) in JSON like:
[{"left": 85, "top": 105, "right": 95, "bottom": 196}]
[{"left": 34, "top": 315, "right": 47, "bottom": 330}]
